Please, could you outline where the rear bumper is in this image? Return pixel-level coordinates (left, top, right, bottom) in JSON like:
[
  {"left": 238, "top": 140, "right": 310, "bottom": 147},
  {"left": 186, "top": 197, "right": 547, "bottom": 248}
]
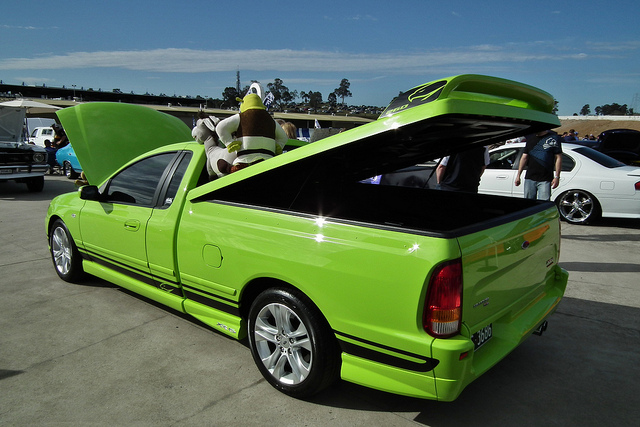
[
  {"left": 432, "top": 265, "right": 569, "bottom": 401},
  {"left": 340, "top": 266, "right": 569, "bottom": 401}
]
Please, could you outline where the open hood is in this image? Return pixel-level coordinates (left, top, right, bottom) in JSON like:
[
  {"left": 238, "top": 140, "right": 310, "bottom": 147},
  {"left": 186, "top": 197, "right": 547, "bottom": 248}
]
[
  {"left": 56, "top": 102, "right": 192, "bottom": 184},
  {"left": 190, "top": 74, "right": 560, "bottom": 205},
  {"left": 0, "top": 106, "right": 27, "bottom": 143}
]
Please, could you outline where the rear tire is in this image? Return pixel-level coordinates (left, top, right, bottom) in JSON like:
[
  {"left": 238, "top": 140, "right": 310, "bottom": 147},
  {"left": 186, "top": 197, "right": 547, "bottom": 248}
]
[
  {"left": 49, "top": 219, "right": 84, "bottom": 282},
  {"left": 248, "top": 287, "right": 340, "bottom": 398},
  {"left": 557, "top": 190, "right": 601, "bottom": 224}
]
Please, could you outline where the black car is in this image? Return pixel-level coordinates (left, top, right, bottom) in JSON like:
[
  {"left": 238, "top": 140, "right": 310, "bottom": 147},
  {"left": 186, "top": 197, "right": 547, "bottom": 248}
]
[
  {"left": 578, "top": 128, "right": 640, "bottom": 165},
  {"left": 0, "top": 105, "right": 48, "bottom": 192},
  {"left": 0, "top": 141, "right": 48, "bottom": 192}
]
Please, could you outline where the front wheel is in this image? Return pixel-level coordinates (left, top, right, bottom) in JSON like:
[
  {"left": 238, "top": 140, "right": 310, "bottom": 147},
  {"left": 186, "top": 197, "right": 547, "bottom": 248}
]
[
  {"left": 557, "top": 190, "right": 600, "bottom": 224},
  {"left": 63, "top": 161, "right": 79, "bottom": 180},
  {"left": 248, "top": 288, "right": 340, "bottom": 398},
  {"left": 49, "top": 219, "right": 84, "bottom": 282}
]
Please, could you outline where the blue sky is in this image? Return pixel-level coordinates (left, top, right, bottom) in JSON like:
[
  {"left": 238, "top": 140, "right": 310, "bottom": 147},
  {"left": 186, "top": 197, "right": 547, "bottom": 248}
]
[{"left": 2, "top": 0, "right": 639, "bottom": 116}]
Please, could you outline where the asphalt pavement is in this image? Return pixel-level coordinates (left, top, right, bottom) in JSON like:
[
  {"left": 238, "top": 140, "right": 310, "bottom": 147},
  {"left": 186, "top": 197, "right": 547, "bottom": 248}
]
[{"left": 1, "top": 174, "right": 639, "bottom": 426}]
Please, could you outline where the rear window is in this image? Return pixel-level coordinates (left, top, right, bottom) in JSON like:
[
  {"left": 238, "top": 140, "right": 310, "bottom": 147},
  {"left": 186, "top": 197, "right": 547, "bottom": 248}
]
[{"left": 573, "top": 146, "right": 625, "bottom": 168}]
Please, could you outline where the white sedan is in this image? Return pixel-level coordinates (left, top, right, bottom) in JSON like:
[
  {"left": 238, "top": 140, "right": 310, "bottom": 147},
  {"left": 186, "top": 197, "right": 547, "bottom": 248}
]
[{"left": 479, "top": 142, "right": 640, "bottom": 224}]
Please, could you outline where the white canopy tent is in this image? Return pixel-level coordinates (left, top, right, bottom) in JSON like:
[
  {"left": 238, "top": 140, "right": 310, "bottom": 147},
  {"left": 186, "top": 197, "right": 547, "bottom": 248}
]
[{"left": 0, "top": 99, "right": 61, "bottom": 142}]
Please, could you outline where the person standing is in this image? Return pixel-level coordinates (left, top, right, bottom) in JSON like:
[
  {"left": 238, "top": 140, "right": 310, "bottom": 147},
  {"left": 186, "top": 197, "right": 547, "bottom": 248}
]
[
  {"left": 436, "top": 145, "right": 490, "bottom": 193},
  {"left": 514, "top": 130, "right": 562, "bottom": 200},
  {"left": 44, "top": 139, "right": 58, "bottom": 174}
]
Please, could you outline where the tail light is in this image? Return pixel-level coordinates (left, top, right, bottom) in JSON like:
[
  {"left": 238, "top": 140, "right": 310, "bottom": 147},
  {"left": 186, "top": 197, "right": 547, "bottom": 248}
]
[
  {"left": 634, "top": 181, "right": 640, "bottom": 191},
  {"left": 423, "top": 259, "right": 462, "bottom": 338}
]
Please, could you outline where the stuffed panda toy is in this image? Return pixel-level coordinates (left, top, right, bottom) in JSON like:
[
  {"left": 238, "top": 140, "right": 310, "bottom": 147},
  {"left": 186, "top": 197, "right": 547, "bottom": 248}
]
[
  {"left": 191, "top": 114, "right": 237, "bottom": 178},
  {"left": 215, "top": 89, "right": 288, "bottom": 173}
]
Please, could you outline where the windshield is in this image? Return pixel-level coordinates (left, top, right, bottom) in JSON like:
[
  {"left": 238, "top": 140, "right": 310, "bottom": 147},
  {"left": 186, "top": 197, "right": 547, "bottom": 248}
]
[{"left": 573, "top": 146, "right": 625, "bottom": 168}]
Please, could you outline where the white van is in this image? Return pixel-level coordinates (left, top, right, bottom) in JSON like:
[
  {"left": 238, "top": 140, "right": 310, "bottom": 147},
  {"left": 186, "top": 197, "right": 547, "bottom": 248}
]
[{"left": 29, "top": 126, "right": 56, "bottom": 147}]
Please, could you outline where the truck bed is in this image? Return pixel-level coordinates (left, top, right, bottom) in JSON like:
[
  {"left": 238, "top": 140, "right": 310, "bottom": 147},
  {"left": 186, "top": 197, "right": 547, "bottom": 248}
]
[
  {"left": 290, "top": 181, "right": 548, "bottom": 235},
  {"left": 212, "top": 172, "right": 551, "bottom": 236}
]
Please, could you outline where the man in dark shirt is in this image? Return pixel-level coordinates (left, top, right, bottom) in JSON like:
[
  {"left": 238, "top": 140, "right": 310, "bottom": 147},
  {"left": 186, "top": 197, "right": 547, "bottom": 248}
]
[
  {"left": 44, "top": 139, "right": 58, "bottom": 174},
  {"left": 436, "top": 145, "right": 489, "bottom": 193},
  {"left": 515, "top": 130, "right": 562, "bottom": 200}
]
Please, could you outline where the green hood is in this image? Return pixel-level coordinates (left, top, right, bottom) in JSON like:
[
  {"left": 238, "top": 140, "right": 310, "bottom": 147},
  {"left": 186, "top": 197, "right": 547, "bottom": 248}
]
[{"left": 56, "top": 102, "right": 192, "bottom": 184}]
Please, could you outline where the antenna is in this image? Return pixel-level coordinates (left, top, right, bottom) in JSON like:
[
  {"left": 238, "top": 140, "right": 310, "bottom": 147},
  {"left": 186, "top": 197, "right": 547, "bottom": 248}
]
[{"left": 631, "top": 93, "right": 639, "bottom": 114}]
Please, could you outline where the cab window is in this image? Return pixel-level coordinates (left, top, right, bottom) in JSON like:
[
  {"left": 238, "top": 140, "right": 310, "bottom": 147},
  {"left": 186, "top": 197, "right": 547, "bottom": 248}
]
[{"left": 105, "top": 153, "right": 177, "bottom": 206}]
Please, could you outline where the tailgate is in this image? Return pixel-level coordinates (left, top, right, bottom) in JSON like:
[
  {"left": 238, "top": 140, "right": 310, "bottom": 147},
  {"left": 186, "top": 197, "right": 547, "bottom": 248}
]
[{"left": 457, "top": 205, "right": 565, "bottom": 343}]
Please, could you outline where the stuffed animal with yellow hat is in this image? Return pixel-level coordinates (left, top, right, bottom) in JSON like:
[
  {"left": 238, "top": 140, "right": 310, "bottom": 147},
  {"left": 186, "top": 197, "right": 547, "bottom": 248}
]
[
  {"left": 215, "top": 89, "right": 288, "bottom": 173},
  {"left": 191, "top": 112, "right": 237, "bottom": 178}
]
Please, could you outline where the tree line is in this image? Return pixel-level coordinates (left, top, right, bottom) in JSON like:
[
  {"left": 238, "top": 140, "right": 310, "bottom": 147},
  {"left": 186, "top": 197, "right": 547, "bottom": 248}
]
[
  {"left": 222, "top": 78, "right": 353, "bottom": 111},
  {"left": 576, "top": 103, "right": 635, "bottom": 116}
]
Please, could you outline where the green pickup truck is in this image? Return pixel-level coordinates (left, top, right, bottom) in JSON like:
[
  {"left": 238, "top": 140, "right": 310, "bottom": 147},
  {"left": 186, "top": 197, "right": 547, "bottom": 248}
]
[{"left": 46, "top": 75, "right": 568, "bottom": 401}]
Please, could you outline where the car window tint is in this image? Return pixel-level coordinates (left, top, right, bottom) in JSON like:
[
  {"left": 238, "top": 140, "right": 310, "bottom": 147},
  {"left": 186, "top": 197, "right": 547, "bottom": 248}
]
[
  {"left": 561, "top": 154, "right": 575, "bottom": 172},
  {"left": 573, "top": 146, "right": 626, "bottom": 168},
  {"left": 163, "top": 152, "right": 191, "bottom": 206},
  {"left": 106, "top": 153, "right": 176, "bottom": 206},
  {"left": 487, "top": 147, "right": 520, "bottom": 169}
]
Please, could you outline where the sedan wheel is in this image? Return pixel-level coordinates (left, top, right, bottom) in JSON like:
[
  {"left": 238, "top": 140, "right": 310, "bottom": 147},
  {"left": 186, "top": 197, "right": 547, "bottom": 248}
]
[
  {"left": 248, "top": 288, "right": 340, "bottom": 398},
  {"left": 50, "top": 219, "right": 84, "bottom": 282},
  {"left": 557, "top": 190, "right": 600, "bottom": 224},
  {"left": 63, "top": 161, "right": 79, "bottom": 180}
]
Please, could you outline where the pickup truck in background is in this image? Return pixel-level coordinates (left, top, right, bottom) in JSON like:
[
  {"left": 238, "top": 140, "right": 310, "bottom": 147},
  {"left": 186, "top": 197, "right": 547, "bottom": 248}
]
[
  {"left": 46, "top": 75, "right": 569, "bottom": 401},
  {"left": 0, "top": 106, "right": 48, "bottom": 192},
  {"left": 28, "top": 126, "right": 57, "bottom": 147}
]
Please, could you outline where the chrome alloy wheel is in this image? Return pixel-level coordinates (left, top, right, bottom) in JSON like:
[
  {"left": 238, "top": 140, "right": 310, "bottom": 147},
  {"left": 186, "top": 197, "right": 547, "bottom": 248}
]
[
  {"left": 558, "top": 190, "right": 596, "bottom": 224},
  {"left": 51, "top": 226, "right": 73, "bottom": 275},
  {"left": 253, "top": 303, "right": 312, "bottom": 385}
]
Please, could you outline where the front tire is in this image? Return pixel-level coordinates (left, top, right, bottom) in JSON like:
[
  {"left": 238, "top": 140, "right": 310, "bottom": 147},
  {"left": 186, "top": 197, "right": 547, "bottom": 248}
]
[
  {"left": 63, "top": 161, "right": 79, "bottom": 180},
  {"left": 248, "top": 288, "right": 340, "bottom": 398},
  {"left": 557, "top": 190, "right": 601, "bottom": 224},
  {"left": 49, "top": 219, "right": 84, "bottom": 282}
]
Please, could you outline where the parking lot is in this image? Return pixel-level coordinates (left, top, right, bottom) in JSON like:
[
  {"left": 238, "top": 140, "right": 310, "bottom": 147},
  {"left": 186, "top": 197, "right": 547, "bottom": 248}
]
[{"left": 1, "top": 174, "right": 639, "bottom": 426}]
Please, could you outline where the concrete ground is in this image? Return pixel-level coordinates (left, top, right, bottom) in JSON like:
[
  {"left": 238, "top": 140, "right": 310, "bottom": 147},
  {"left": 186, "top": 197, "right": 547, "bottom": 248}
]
[{"left": 1, "top": 174, "right": 639, "bottom": 426}]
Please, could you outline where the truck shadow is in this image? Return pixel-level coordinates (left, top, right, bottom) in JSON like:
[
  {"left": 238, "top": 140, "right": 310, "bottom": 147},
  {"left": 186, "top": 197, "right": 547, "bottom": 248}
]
[
  {"left": 309, "top": 297, "right": 639, "bottom": 426},
  {"left": 74, "top": 277, "right": 639, "bottom": 426},
  {"left": 0, "top": 175, "right": 76, "bottom": 202}
]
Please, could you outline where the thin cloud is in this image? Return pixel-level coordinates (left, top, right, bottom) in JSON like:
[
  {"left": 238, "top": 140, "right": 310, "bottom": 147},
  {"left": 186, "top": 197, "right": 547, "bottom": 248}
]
[
  {"left": 0, "top": 44, "right": 612, "bottom": 75},
  {"left": 586, "top": 41, "right": 640, "bottom": 52},
  {"left": 0, "top": 24, "right": 59, "bottom": 30},
  {"left": 348, "top": 14, "right": 378, "bottom": 21}
]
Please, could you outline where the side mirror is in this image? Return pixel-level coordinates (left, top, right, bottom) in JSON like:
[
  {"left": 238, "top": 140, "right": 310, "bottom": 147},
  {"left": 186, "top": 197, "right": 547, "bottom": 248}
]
[{"left": 79, "top": 185, "right": 101, "bottom": 201}]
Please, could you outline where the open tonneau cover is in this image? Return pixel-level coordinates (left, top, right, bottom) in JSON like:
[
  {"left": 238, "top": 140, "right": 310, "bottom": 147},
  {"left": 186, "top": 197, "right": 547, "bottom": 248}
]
[
  {"left": 192, "top": 74, "right": 560, "bottom": 207},
  {"left": 56, "top": 75, "right": 560, "bottom": 195}
]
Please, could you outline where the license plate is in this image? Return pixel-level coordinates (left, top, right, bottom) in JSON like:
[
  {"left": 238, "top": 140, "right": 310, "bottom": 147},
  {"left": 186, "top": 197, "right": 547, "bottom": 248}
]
[{"left": 472, "top": 324, "right": 492, "bottom": 351}]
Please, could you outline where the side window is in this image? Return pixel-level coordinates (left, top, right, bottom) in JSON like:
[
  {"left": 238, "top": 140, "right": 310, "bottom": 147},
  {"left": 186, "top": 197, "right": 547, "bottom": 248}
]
[
  {"left": 487, "top": 148, "right": 520, "bottom": 170},
  {"left": 561, "top": 153, "right": 575, "bottom": 172},
  {"left": 105, "top": 153, "right": 177, "bottom": 206},
  {"left": 162, "top": 153, "right": 192, "bottom": 207}
]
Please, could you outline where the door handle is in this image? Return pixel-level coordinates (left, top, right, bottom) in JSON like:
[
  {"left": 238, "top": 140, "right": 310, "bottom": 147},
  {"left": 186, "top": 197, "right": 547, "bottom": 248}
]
[{"left": 124, "top": 220, "right": 140, "bottom": 231}]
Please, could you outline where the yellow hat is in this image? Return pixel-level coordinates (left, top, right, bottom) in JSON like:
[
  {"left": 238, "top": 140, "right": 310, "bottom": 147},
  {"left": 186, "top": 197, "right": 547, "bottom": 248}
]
[{"left": 239, "top": 93, "right": 266, "bottom": 113}]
